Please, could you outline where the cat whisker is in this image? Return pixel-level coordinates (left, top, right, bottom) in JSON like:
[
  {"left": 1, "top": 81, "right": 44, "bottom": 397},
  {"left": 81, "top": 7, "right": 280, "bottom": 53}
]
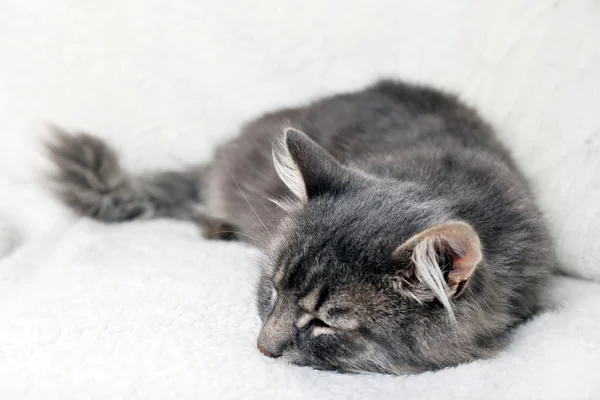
[
  {"left": 225, "top": 160, "right": 272, "bottom": 237},
  {"left": 206, "top": 230, "right": 267, "bottom": 247}
]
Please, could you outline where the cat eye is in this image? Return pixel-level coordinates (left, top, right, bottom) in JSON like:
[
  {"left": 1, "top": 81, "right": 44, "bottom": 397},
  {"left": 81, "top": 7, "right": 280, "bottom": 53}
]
[
  {"left": 311, "top": 318, "right": 330, "bottom": 328},
  {"left": 302, "top": 318, "right": 330, "bottom": 331},
  {"left": 304, "top": 318, "right": 335, "bottom": 337}
]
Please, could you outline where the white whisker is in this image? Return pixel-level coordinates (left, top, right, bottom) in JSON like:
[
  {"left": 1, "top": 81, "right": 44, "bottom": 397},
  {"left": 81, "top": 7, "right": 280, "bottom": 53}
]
[
  {"left": 206, "top": 230, "right": 266, "bottom": 247},
  {"left": 266, "top": 196, "right": 301, "bottom": 213},
  {"left": 225, "top": 162, "right": 271, "bottom": 237}
]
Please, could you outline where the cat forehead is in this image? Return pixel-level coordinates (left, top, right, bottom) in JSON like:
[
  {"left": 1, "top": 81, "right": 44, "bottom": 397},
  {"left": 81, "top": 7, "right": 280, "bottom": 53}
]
[
  {"left": 267, "top": 233, "right": 392, "bottom": 292},
  {"left": 271, "top": 262, "right": 379, "bottom": 309},
  {"left": 271, "top": 257, "right": 332, "bottom": 293}
]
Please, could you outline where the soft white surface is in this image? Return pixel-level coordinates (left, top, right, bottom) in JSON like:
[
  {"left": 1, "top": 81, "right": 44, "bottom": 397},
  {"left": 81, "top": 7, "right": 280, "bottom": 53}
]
[
  {"left": 0, "top": 0, "right": 599, "bottom": 398},
  {"left": 0, "top": 220, "right": 599, "bottom": 400}
]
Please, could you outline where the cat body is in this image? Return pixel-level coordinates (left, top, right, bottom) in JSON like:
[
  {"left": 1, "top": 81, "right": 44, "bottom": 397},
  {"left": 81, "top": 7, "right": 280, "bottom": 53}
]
[{"left": 46, "top": 80, "right": 552, "bottom": 374}]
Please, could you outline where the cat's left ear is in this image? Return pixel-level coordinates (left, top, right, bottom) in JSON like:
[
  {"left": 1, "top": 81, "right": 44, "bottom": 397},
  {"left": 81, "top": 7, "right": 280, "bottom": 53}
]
[
  {"left": 273, "top": 128, "right": 347, "bottom": 203},
  {"left": 391, "top": 221, "right": 482, "bottom": 304}
]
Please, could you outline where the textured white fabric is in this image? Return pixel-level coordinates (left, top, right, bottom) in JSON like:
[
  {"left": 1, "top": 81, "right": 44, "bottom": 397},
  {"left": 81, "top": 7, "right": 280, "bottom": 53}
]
[{"left": 0, "top": 0, "right": 599, "bottom": 398}]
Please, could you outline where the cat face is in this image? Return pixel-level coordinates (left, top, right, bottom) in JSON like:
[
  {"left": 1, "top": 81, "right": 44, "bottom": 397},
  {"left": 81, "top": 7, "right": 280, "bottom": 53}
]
[{"left": 255, "top": 130, "right": 484, "bottom": 374}]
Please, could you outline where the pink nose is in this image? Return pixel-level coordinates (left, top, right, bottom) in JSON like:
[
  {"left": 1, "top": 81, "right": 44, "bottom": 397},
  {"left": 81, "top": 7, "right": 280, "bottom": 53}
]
[{"left": 257, "top": 342, "right": 277, "bottom": 358}]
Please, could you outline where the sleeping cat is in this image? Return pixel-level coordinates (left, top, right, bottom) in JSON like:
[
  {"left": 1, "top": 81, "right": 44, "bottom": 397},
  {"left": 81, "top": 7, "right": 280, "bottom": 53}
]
[{"left": 45, "top": 80, "right": 552, "bottom": 374}]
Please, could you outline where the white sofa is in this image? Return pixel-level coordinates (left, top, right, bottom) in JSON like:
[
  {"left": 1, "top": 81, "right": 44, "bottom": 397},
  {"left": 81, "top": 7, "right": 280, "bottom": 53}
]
[{"left": 1, "top": 1, "right": 599, "bottom": 398}]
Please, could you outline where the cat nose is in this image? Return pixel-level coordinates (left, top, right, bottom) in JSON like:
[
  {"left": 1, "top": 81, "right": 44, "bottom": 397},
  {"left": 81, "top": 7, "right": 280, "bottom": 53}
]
[
  {"left": 257, "top": 315, "right": 291, "bottom": 358},
  {"left": 257, "top": 342, "right": 280, "bottom": 358}
]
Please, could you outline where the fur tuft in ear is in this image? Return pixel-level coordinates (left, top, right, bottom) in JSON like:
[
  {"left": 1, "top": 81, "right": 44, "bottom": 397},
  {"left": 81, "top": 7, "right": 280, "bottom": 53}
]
[
  {"left": 391, "top": 221, "right": 483, "bottom": 321},
  {"left": 272, "top": 129, "right": 308, "bottom": 203},
  {"left": 272, "top": 128, "right": 347, "bottom": 202}
]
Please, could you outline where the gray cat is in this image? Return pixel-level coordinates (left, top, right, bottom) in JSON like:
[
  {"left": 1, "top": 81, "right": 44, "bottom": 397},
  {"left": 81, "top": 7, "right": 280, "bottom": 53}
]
[{"left": 45, "top": 80, "right": 552, "bottom": 374}]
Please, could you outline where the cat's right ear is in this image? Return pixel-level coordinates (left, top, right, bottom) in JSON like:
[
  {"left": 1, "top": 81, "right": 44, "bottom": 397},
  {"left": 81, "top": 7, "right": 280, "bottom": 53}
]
[{"left": 272, "top": 128, "right": 347, "bottom": 203}]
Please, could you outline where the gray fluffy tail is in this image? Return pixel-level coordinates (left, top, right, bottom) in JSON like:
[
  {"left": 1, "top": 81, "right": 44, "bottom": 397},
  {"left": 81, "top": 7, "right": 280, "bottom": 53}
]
[{"left": 45, "top": 128, "right": 203, "bottom": 222}]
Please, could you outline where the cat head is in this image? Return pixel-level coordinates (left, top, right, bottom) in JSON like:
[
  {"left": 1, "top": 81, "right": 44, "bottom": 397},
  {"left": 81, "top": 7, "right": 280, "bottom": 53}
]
[{"left": 256, "top": 129, "right": 489, "bottom": 374}]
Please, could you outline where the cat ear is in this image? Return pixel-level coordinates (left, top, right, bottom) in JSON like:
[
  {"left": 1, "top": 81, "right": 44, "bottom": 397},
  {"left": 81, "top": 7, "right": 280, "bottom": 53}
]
[
  {"left": 272, "top": 128, "right": 346, "bottom": 203},
  {"left": 391, "top": 221, "right": 482, "bottom": 316}
]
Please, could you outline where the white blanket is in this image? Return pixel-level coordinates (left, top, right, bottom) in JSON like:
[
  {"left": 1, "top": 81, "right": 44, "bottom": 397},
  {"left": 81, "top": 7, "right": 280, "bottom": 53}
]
[
  {"left": 1, "top": 0, "right": 599, "bottom": 398},
  {"left": 0, "top": 220, "right": 599, "bottom": 399}
]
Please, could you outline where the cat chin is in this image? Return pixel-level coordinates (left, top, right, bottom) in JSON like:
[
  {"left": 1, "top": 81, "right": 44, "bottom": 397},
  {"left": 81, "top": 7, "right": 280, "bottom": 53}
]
[
  {"left": 280, "top": 348, "right": 303, "bottom": 364},
  {"left": 281, "top": 349, "right": 325, "bottom": 371}
]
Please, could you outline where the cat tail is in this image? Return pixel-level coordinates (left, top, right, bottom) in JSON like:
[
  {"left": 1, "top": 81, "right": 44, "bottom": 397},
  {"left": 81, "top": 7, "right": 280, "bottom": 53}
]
[{"left": 44, "top": 127, "right": 204, "bottom": 223}]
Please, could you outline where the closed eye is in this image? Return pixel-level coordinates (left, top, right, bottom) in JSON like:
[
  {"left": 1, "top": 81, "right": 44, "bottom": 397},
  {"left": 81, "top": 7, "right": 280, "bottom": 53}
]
[
  {"left": 297, "top": 318, "right": 335, "bottom": 337},
  {"left": 306, "top": 319, "right": 334, "bottom": 337},
  {"left": 297, "top": 314, "right": 330, "bottom": 331},
  {"left": 305, "top": 318, "right": 329, "bottom": 330},
  {"left": 259, "top": 281, "right": 278, "bottom": 318}
]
